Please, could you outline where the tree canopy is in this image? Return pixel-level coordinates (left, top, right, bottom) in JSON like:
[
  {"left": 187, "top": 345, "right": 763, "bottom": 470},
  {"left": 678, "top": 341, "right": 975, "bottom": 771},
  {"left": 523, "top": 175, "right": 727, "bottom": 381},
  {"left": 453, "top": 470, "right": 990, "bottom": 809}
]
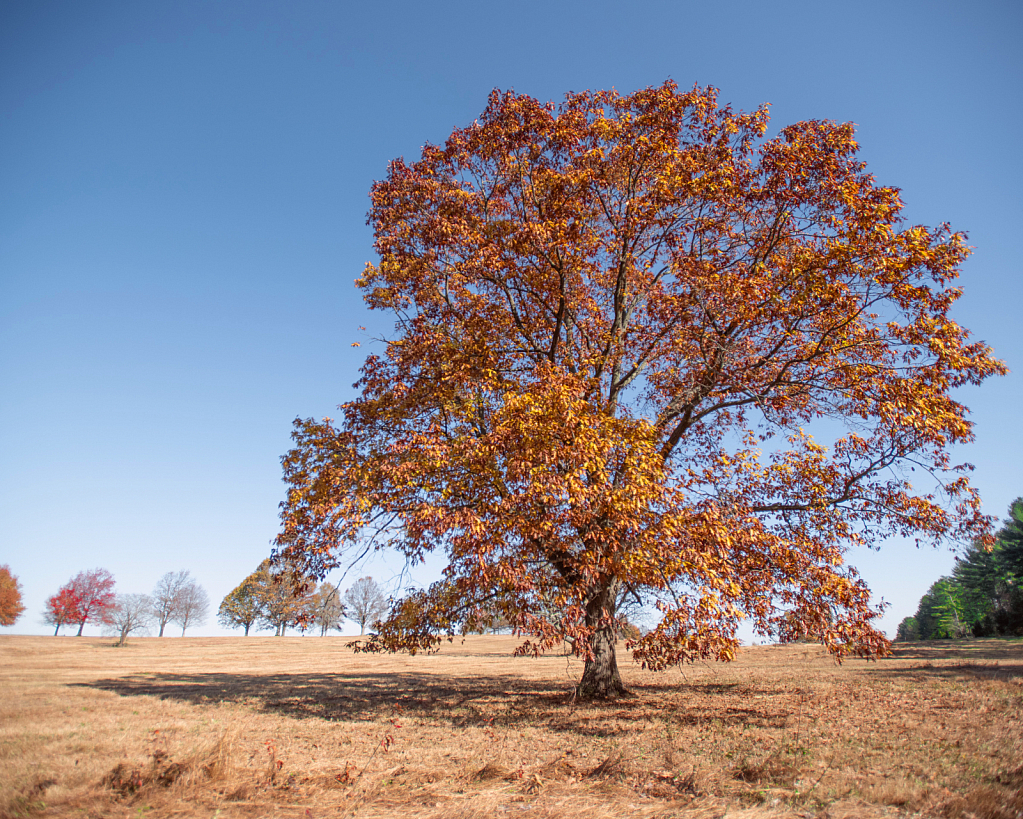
[
  {"left": 218, "top": 560, "right": 314, "bottom": 636},
  {"left": 172, "top": 579, "right": 210, "bottom": 636},
  {"left": 217, "top": 573, "right": 263, "bottom": 636},
  {"left": 0, "top": 565, "right": 25, "bottom": 627},
  {"left": 343, "top": 577, "right": 388, "bottom": 635},
  {"left": 43, "top": 586, "right": 80, "bottom": 635},
  {"left": 309, "top": 583, "right": 346, "bottom": 636},
  {"left": 274, "top": 82, "right": 1004, "bottom": 697},
  {"left": 45, "top": 569, "right": 117, "bottom": 637}
]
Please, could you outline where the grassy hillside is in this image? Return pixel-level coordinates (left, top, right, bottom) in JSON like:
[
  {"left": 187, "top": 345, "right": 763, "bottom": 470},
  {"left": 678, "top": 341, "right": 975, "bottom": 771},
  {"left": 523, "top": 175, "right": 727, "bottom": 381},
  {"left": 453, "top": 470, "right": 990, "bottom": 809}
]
[{"left": 1, "top": 635, "right": 1020, "bottom": 818}]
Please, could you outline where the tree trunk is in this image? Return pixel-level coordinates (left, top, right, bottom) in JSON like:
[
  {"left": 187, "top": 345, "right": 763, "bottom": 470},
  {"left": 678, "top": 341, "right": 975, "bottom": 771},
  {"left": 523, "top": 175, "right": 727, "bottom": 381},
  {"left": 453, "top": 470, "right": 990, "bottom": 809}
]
[
  {"left": 53, "top": 623, "right": 60, "bottom": 636},
  {"left": 244, "top": 623, "right": 250, "bottom": 636},
  {"left": 576, "top": 580, "right": 630, "bottom": 699},
  {"left": 76, "top": 620, "right": 85, "bottom": 637},
  {"left": 159, "top": 622, "right": 165, "bottom": 637}
]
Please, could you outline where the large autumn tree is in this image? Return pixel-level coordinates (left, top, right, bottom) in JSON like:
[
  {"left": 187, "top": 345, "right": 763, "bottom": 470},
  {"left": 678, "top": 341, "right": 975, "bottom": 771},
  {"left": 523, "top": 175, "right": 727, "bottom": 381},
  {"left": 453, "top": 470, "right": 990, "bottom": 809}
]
[{"left": 275, "top": 82, "right": 1004, "bottom": 697}]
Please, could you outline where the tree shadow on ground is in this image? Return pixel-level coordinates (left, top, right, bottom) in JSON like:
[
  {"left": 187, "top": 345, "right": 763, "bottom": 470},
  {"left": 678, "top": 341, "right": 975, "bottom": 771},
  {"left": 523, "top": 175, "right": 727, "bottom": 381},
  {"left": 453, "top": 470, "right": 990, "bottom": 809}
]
[
  {"left": 889, "top": 639, "right": 1023, "bottom": 662},
  {"left": 875, "top": 662, "right": 1023, "bottom": 683},
  {"left": 75, "top": 671, "right": 790, "bottom": 735},
  {"left": 879, "top": 639, "right": 1023, "bottom": 683}
]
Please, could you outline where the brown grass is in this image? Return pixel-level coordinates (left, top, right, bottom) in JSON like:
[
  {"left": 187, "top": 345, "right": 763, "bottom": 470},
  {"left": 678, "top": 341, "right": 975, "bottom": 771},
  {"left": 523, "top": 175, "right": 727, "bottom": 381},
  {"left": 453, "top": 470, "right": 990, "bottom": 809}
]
[{"left": 1, "top": 635, "right": 1020, "bottom": 818}]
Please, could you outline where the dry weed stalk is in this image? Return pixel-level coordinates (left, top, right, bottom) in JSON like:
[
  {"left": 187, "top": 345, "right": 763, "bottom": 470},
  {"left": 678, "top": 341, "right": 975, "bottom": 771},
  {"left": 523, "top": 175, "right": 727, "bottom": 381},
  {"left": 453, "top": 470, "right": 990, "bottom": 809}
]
[
  {"left": 104, "top": 729, "right": 236, "bottom": 798},
  {"left": 332, "top": 706, "right": 407, "bottom": 818}
]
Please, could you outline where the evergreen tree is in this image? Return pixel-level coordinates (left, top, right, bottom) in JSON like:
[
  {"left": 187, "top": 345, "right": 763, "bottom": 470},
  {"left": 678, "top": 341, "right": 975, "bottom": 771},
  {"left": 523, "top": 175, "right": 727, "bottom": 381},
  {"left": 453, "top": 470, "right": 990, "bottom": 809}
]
[
  {"left": 902, "top": 498, "right": 1023, "bottom": 640},
  {"left": 896, "top": 616, "right": 920, "bottom": 642},
  {"left": 930, "top": 579, "right": 971, "bottom": 639},
  {"left": 951, "top": 542, "right": 1000, "bottom": 633},
  {"left": 994, "top": 499, "right": 1023, "bottom": 584}
]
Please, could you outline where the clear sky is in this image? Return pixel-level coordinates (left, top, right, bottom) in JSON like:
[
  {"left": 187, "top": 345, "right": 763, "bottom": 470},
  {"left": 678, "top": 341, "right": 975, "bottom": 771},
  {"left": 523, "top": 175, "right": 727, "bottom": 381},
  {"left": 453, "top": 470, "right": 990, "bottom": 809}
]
[{"left": 2, "top": 1, "right": 1020, "bottom": 639}]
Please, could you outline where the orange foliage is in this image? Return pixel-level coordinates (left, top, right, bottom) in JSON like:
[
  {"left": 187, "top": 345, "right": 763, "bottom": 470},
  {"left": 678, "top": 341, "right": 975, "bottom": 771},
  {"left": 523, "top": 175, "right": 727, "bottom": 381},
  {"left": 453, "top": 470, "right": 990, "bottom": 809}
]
[
  {"left": 0, "top": 564, "right": 25, "bottom": 626},
  {"left": 274, "top": 82, "right": 1004, "bottom": 693}
]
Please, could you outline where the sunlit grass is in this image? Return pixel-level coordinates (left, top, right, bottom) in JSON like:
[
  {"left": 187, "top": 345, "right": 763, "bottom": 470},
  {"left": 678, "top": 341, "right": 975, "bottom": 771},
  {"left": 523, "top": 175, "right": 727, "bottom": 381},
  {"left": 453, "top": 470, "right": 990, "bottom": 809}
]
[{"left": 1, "top": 635, "right": 1020, "bottom": 817}]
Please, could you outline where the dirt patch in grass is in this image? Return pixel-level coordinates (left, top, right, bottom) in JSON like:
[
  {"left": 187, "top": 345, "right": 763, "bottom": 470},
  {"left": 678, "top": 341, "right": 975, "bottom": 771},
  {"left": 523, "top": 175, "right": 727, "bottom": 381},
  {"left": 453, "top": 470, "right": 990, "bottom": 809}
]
[{"left": 1, "top": 635, "right": 1020, "bottom": 817}]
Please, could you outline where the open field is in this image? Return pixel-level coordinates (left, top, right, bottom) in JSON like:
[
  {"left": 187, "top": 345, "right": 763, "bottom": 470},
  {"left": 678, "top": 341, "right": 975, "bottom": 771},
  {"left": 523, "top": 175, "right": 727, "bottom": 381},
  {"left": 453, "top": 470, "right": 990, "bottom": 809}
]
[{"left": 1, "top": 636, "right": 1021, "bottom": 818}]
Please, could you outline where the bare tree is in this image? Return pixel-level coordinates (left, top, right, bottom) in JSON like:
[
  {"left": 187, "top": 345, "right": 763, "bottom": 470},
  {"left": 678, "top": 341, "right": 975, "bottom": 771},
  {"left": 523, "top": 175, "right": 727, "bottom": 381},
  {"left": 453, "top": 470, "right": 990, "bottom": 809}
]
[
  {"left": 152, "top": 571, "right": 190, "bottom": 636},
  {"left": 109, "top": 593, "right": 153, "bottom": 646},
  {"left": 309, "top": 583, "right": 346, "bottom": 636},
  {"left": 173, "top": 581, "right": 209, "bottom": 636},
  {"left": 343, "top": 577, "right": 388, "bottom": 635}
]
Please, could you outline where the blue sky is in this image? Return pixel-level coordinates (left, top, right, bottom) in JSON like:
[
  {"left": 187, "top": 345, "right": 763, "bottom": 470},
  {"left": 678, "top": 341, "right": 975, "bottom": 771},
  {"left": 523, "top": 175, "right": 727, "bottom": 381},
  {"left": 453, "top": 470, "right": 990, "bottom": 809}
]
[{"left": 2, "top": 1, "right": 1020, "bottom": 638}]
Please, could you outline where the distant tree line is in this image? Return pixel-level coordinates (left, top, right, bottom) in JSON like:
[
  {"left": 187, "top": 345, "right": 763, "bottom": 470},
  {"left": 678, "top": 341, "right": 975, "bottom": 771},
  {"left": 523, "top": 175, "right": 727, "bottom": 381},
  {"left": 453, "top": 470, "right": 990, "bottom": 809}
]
[
  {"left": 218, "top": 562, "right": 388, "bottom": 636},
  {"left": 897, "top": 499, "right": 1023, "bottom": 641},
  {"left": 7, "top": 561, "right": 389, "bottom": 641},
  {"left": 40, "top": 568, "right": 210, "bottom": 644}
]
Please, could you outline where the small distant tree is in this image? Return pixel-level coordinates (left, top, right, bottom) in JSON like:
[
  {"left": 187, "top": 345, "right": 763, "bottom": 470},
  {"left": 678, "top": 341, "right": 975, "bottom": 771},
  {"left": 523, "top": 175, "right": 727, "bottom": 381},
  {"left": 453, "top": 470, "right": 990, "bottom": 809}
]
[
  {"left": 0, "top": 565, "right": 26, "bottom": 626},
  {"left": 913, "top": 585, "right": 941, "bottom": 640},
  {"left": 218, "top": 575, "right": 263, "bottom": 636},
  {"left": 218, "top": 561, "right": 315, "bottom": 636},
  {"left": 152, "top": 571, "right": 191, "bottom": 636},
  {"left": 473, "top": 612, "right": 512, "bottom": 635},
  {"left": 55, "top": 569, "right": 116, "bottom": 636},
  {"left": 309, "top": 583, "right": 346, "bottom": 636},
  {"left": 43, "top": 587, "right": 81, "bottom": 635},
  {"left": 172, "top": 580, "right": 209, "bottom": 636},
  {"left": 109, "top": 593, "right": 153, "bottom": 646},
  {"left": 259, "top": 560, "right": 314, "bottom": 636},
  {"left": 221, "top": 560, "right": 313, "bottom": 636},
  {"left": 343, "top": 577, "right": 388, "bottom": 635}
]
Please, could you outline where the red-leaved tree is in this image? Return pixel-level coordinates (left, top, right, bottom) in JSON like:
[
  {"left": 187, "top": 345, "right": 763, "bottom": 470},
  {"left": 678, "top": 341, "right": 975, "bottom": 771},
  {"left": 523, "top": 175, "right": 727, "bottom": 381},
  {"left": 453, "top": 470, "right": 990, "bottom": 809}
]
[
  {"left": 43, "top": 587, "right": 81, "bottom": 635},
  {"left": 50, "top": 569, "right": 117, "bottom": 636}
]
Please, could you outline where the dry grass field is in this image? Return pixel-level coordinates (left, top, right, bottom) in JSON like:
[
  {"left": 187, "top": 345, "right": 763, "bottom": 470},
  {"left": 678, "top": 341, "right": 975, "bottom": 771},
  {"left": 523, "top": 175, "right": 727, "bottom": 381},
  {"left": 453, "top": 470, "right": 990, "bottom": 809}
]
[{"left": 1, "top": 635, "right": 1021, "bottom": 819}]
